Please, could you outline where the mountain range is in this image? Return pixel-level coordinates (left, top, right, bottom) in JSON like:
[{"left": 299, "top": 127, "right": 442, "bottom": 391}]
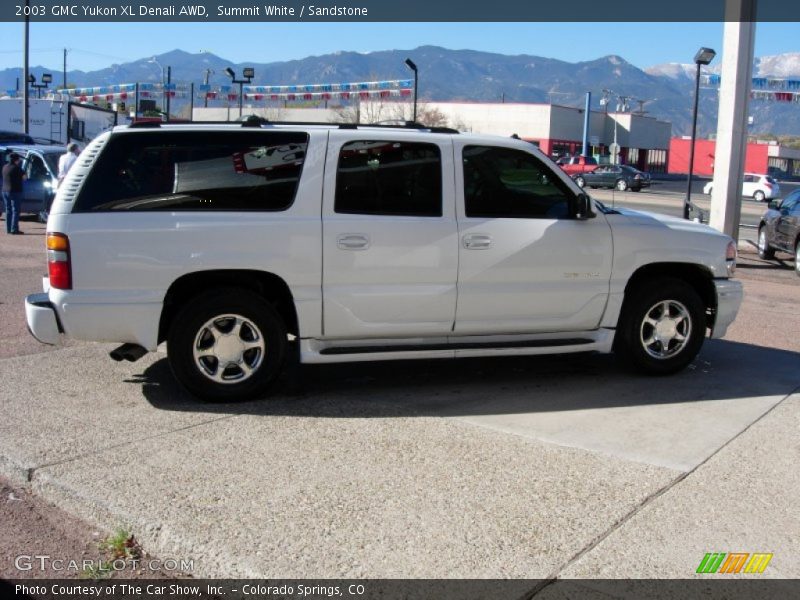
[{"left": 3, "top": 46, "right": 800, "bottom": 136}]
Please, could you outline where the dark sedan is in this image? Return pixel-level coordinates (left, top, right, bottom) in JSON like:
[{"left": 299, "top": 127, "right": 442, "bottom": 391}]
[
  {"left": 758, "top": 189, "right": 800, "bottom": 276},
  {"left": 572, "top": 165, "right": 650, "bottom": 192}
]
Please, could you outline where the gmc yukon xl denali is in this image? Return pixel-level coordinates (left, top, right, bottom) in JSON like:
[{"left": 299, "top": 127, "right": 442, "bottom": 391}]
[{"left": 25, "top": 122, "right": 743, "bottom": 401}]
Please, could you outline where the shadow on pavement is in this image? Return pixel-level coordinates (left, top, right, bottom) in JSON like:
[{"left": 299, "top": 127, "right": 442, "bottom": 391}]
[{"left": 133, "top": 339, "right": 800, "bottom": 418}]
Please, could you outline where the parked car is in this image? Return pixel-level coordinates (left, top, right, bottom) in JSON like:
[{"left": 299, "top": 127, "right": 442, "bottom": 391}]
[
  {"left": 757, "top": 189, "right": 800, "bottom": 276},
  {"left": 573, "top": 165, "right": 650, "bottom": 192},
  {"left": 556, "top": 155, "right": 598, "bottom": 176},
  {"left": 1, "top": 144, "right": 63, "bottom": 221},
  {"left": 25, "top": 121, "right": 741, "bottom": 401},
  {"left": 703, "top": 173, "right": 780, "bottom": 202}
]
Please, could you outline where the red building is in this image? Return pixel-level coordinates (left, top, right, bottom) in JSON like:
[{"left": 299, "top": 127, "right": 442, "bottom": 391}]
[{"left": 668, "top": 137, "right": 800, "bottom": 178}]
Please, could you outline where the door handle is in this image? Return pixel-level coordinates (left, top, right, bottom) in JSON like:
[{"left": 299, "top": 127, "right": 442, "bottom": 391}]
[
  {"left": 462, "top": 233, "right": 492, "bottom": 249},
  {"left": 337, "top": 233, "right": 370, "bottom": 250}
]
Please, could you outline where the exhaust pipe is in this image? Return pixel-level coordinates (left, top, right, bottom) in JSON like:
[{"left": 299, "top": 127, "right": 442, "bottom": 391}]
[{"left": 109, "top": 343, "right": 148, "bottom": 363}]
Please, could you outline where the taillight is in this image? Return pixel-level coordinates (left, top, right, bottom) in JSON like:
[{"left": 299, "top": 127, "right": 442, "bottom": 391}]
[
  {"left": 725, "top": 240, "right": 737, "bottom": 276},
  {"left": 47, "top": 232, "right": 72, "bottom": 290},
  {"left": 764, "top": 182, "right": 773, "bottom": 189}
]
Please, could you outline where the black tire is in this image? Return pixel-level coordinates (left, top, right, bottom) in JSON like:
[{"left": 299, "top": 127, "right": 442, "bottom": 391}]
[
  {"left": 758, "top": 226, "right": 775, "bottom": 260},
  {"left": 616, "top": 179, "right": 628, "bottom": 191},
  {"left": 753, "top": 190, "right": 766, "bottom": 202},
  {"left": 574, "top": 176, "right": 586, "bottom": 188},
  {"left": 615, "top": 278, "right": 706, "bottom": 375},
  {"left": 167, "top": 288, "right": 287, "bottom": 402}
]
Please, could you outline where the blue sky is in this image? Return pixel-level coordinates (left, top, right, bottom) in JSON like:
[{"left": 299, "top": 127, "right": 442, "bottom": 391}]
[{"left": 0, "top": 22, "right": 796, "bottom": 72}]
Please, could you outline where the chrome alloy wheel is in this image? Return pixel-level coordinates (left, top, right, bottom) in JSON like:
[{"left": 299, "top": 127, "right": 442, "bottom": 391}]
[
  {"left": 639, "top": 300, "right": 692, "bottom": 360},
  {"left": 192, "top": 314, "right": 265, "bottom": 384},
  {"left": 796, "top": 242, "right": 800, "bottom": 276}
]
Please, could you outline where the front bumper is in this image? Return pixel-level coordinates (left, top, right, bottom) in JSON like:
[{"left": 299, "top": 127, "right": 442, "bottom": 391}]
[
  {"left": 25, "top": 292, "right": 62, "bottom": 345},
  {"left": 710, "top": 279, "right": 744, "bottom": 339}
]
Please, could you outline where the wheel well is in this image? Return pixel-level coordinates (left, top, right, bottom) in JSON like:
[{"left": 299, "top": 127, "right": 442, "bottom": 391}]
[
  {"left": 158, "top": 270, "right": 299, "bottom": 343},
  {"left": 623, "top": 263, "right": 717, "bottom": 326}
]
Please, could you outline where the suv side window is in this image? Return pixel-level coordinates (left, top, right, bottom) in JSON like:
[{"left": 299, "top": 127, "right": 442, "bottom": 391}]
[
  {"left": 463, "top": 145, "right": 573, "bottom": 219},
  {"left": 74, "top": 131, "right": 308, "bottom": 212},
  {"left": 335, "top": 140, "right": 442, "bottom": 217}
]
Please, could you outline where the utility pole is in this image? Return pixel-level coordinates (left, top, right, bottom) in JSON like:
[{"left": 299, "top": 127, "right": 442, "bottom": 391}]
[
  {"left": 165, "top": 66, "right": 171, "bottom": 122},
  {"left": 203, "top": 68, "right": 213, "bottom": 108},
  {"left": 63, "top": 48, "right": 67, "bottom": 91},
  {"left": 23, "top": 0, "right": 30, "bottom": 133}
]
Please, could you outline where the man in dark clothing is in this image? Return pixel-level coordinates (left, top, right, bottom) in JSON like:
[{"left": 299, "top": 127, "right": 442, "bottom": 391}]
[{"left": 2, "top": 153, "right": 26, "bottom": 234}]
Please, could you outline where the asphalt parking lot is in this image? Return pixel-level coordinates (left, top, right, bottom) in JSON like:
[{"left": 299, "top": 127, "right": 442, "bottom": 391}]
[{"left": 1, "top": 207, "right": 798, "bottom": 583}]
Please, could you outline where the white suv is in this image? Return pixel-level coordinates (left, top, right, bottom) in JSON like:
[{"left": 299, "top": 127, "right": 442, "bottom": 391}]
[
  {"left": 703, "top": 173, "right": 780, "bottom": 202},
  {"left": 25, "top": 121, "right": 743, "bottom": 401}
]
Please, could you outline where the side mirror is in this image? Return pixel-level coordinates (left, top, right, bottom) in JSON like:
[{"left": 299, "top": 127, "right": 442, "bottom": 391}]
[
  {"left": 768, "top": 199, "right": 781, "bottom": 210},
  {"left": 574, "top": 193, "right": 596, "bottom": 220}
]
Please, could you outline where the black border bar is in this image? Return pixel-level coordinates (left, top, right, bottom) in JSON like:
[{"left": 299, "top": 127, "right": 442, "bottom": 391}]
[{"left": 1, "top": 0, "right": 798, "bottom": 22}]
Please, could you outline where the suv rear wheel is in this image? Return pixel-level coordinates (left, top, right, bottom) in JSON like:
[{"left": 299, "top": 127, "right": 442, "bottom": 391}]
[
  {"left": 616, "top": 278, "right": 706, "bottom": 375},
  {"left": 167, "top": 288, "right": 286, "bottom": 401},
  {"left": 616, "top": 179, "right": 628, "bottom": 191},
  {"left": 754, "top": 190, "right": 766, "bottom": 202}
]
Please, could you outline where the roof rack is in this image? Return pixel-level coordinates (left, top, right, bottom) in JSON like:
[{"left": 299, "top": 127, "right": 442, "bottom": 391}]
[{"left": 127, "top": 118, "right": 460, "bottom": 134}]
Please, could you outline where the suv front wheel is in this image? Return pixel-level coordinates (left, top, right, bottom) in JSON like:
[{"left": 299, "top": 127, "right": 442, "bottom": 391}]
[
  {"left": 167, "top": 288, "right": 286, "bottom": 401},
  {"left": 615, "top": 278, "right": 706, "bottom": 375}
]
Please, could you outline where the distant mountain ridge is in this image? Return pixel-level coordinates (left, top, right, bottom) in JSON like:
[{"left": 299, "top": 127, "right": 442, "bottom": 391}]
[{"left": 4, "top": 46, "right": 800, "bottom": 136}]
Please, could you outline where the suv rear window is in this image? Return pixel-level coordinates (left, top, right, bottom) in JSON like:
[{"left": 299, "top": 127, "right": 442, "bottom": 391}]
[{"left": 74, "top": 131, "right": 309, "bottom": 212}]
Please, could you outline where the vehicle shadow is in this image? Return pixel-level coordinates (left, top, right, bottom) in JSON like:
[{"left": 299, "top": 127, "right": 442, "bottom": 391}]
[{"left": 134, "top": 339, "right": 800, "bottom": 419}]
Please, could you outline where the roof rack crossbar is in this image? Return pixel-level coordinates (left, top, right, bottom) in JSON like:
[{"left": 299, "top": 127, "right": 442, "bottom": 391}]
[{"left": 126, "top": 119, "right": 460, "bottom": 134}]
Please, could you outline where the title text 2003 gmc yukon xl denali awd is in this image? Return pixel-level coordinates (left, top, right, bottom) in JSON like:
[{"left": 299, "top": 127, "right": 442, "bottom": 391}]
[{"left": 25, "top": 122, "right": 743, "bottom": 401}]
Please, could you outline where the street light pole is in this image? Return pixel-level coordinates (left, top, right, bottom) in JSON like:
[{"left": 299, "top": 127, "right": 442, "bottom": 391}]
[
  {"left": 684, "top": 47, "right": 717, "bottom": 220},
  {"left": 224, "top": 67, "right": 254, "bottom": 119},
  {"left": 405, "top": 58, "right": 418, "bottom": 123}
]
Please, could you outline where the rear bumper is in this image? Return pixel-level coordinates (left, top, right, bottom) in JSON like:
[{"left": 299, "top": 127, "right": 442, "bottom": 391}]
[
  {"left": 25, "top": 293, "right": 62, "bottom": 345},
  {"left": 710, "top": 279, "right": 743, "bottom": 339}
]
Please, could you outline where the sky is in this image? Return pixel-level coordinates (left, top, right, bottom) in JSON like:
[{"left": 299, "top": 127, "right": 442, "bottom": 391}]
[{"left": 0, "top": 22, "right": 796, "bottom": 73}]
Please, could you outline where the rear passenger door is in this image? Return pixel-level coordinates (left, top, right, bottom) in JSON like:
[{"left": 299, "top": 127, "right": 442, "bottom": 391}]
[{"left": 322, "top": 132, "right": 458, "bottom": 338}]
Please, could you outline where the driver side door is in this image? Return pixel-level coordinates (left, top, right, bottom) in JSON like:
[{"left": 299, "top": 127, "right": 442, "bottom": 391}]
[{"left": 453, "top": 142, "right": 613, "bottom": 335}]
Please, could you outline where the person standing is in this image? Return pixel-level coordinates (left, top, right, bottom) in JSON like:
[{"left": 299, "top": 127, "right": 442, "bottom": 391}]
[
  {"left": 57, "top": 143, "right": 80, "bottom": 185},
  {"left": 2, "top": 153, "right": 26, "bottom": 235}
]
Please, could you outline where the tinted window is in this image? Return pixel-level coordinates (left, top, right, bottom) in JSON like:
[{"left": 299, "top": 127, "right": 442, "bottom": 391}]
[
  {"left": 75, "top": 131, "right": 308, "bottom": 212},
  {"left": 463, "top": 145, "right": 574, "bottom": 219},
  {"left": 335, "top": 141, "right": 442, "bottom": 217},
  {"left": 26, "top": 155, "right": 49, "bottom": 182}
]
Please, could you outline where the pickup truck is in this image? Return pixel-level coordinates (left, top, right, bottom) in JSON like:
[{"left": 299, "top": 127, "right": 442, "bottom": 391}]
[
  {"left": 25, "top": 122, "right": 743, "bottom": 401},
  {"left": 556, "top": 155, "right": 598, "bottom": 176}
]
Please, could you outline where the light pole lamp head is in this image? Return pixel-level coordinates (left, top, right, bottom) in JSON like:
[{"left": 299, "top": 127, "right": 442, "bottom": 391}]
[
  {"left": 242, "top": 67, "right": 255, "bottom": 80},
  {"left": 405, "top": 58, "right": 417, "bottom": 73},
  {"left": 694, "top": 47, "right": 716, "bottom": 66},
  {"left": 224, "top": 67, "right": 236, "bottom": 80},
  {"left": 28, "top": 74, "right": 36, "bottom": 84},
  {"left": 42, "top": 73, "right": 53, "bottom": 84}
]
